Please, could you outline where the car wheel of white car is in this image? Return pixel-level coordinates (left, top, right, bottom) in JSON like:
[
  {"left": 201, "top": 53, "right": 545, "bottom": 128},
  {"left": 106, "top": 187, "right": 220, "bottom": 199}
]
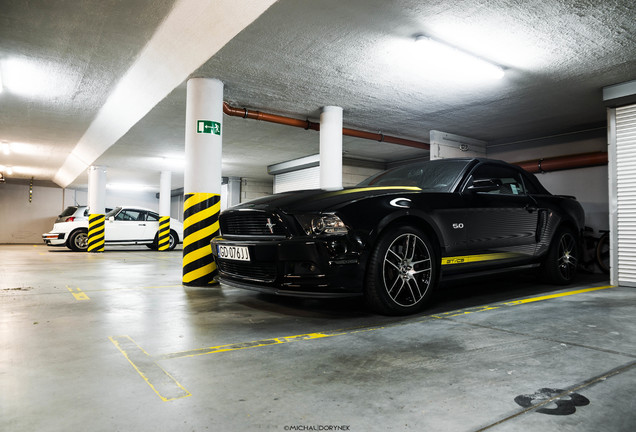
[
  {"left": 68, "top": 229, "right": 88, "bottom": 252},
  {"left": 168, "top": 230, "right": 178, "bottom": 251}
]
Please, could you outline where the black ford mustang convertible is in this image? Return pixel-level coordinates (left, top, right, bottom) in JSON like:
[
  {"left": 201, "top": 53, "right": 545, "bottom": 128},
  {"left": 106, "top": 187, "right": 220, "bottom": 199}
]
[{"left": 211, "top": 158, "right": 584, "bottom": 315}]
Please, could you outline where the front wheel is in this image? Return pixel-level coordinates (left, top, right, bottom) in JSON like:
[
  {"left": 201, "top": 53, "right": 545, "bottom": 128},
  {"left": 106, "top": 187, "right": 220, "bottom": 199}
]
[
  {"left": 542, "top": 227, "right": 579, "bottom": 284},
  {"left": 364, "top": 226, "right": 438, "bottom": 315}
]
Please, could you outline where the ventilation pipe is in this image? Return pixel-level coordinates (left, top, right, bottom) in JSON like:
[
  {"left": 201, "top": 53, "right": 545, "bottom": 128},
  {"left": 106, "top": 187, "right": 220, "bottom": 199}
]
[
  {"left": 223, "top": 102, "right": 608, "bottom": 173},
  {"left": 222, "top": 102, "right": 429, "bottom": 150},
  {"left": 514, "top": 152, "right": 608, "bottom": 173}
]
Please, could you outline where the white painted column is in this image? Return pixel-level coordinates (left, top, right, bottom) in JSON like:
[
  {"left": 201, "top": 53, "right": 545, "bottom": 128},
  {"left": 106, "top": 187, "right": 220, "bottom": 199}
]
[
  {"left": 319, "top": 106, "right": 343, "bottom": 190},
  {"left": 159, "top": 171, "right": 172, "bottom": 216},
  {"left": 88, "top": 166, "right": 107, "bottom": 214},
  {"left": 158, "top": 170, "right": 172, "bottom": 251},
  {"left": 182, "top": 78, "right": 223, "bottom": 285},
  {"left": 87, "top": 165, "right": 107, "bottom": 252}
]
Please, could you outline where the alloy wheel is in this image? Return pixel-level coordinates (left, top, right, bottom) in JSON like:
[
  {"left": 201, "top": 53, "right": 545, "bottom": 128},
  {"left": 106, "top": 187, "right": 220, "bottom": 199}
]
[
  {"left": 382, "top": 233, "right": 432, "bottom": 307},
  {"left": 558, "top": 233, "right": 578, "bottom": 280}
]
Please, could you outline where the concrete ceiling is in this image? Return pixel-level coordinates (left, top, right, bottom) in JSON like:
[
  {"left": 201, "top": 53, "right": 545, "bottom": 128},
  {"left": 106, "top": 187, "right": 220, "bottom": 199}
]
[{"left": 1, "top": 0, "right": 635, "bottom": 190}]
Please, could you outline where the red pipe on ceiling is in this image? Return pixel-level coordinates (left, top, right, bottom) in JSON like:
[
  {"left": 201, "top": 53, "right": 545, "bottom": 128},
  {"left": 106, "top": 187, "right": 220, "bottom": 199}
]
[
  {"left": 514, "top": 152, "right": 608, "bottom": 173},
  {"left": 222, "top": 103, "right": 607, "bottom": 172},
  {"left": 222, "top": 102, "right": 430, "bottom": 150}
]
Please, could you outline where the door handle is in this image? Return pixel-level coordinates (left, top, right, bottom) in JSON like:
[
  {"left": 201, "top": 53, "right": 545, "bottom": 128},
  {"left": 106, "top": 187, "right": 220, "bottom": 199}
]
[{"left": 139, "top": 223, "right": 146, "bottom": 226}]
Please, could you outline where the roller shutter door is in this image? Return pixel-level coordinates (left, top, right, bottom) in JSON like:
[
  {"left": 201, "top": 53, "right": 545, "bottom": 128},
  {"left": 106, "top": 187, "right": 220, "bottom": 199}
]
[
  {"left": 616, "top": 104, "right": 636, "bottom": 286},
  {"left": 273, "top": 166, "right": 320, "bottom": 194}
]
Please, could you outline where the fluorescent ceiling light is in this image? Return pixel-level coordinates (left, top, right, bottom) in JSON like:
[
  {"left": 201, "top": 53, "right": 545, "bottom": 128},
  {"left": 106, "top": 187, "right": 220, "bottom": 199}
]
[
  {"left": 415, "top": 35, "right": 505, "bottom": 81},
  {"left": 1, "top": 142, "right": 10, "bottom": 155},
  {"left": 2, "top": 57, "right": 78, "bottom": 99}
]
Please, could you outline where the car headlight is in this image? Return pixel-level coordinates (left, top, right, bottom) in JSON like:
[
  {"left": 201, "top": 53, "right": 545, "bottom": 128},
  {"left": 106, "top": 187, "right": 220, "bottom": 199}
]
[{"left": 296, "top": 214, "right": 348, "bottom": 236}]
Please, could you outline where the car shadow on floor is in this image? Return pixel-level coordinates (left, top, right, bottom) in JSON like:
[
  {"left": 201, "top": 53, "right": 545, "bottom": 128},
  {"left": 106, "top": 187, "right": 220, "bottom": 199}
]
[{"left": 220, "top": 270, "right": 610, "bottom": 322}]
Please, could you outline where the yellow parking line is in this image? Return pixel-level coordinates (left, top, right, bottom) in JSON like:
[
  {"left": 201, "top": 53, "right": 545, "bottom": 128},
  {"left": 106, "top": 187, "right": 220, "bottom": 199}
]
[
  {"left": 110, "top": 284, "right": 614, "bottom": 401},
  {"left": 109, "top": 336, "right": 191, "bottom": 402},
  {"left": 504, "top": 285, "right": 615, "bottom": 305},
  {"left": 159, "top": 331, "right": 346, "bottom": 360},
  {"left": 66, "top": 286, "right": 90, "bottom": 301}
]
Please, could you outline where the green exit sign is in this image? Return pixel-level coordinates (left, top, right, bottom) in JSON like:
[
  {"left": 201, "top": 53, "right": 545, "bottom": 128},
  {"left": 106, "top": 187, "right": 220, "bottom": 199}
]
[{"left": 197, "top": 120, "right": 221, "bottom": 135}]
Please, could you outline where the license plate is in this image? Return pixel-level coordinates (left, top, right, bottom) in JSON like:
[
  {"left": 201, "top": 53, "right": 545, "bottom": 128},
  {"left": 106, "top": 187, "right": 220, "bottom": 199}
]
[{"left": 217, "top": 245, "right": 250, "bottom": 261}]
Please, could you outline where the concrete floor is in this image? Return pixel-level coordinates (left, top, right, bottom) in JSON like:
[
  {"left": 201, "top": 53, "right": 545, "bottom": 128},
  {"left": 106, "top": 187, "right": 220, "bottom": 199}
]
[{"left": 1, "top": 244, "right": 634, "bottom": 432}]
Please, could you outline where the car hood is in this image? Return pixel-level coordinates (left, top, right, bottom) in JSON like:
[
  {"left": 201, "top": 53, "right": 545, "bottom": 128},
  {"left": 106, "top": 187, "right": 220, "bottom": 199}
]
[{"left": 232, "top": 186, "right": 422, "bottom": 213}]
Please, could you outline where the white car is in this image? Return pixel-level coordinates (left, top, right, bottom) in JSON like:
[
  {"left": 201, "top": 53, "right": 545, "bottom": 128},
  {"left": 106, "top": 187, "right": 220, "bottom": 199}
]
[{"left": 43, "top": 206, "right": 183, "bottom": 252}]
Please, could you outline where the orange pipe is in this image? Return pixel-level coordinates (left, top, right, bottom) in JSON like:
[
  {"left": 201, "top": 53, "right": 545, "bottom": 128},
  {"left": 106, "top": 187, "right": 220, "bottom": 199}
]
[
  {"left": 223, "top": 102, "right": 430, "bottom": 150},
  {"left": 514, "top": 152, "right": 608, "bottom": 173}
]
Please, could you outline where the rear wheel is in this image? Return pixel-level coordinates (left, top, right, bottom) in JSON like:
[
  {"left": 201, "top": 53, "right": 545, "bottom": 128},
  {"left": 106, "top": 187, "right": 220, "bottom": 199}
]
[
  {"left": 149, "top": 230, "right": 178, "bottom": 251},
  {"left": 67, "top": 229, "right": 88, "bottom": 252},
  {"left": 542, "top": 227, "right": 579, "bottom": 284},
  {"left": 365, "top": 226, "right": 437, "bottom": 315},
  {"left": 596, "top": 232, "right": 610, "bottom": 274},
  {"left": 168, "top": 230, "right": 178, "bottom": 251}
]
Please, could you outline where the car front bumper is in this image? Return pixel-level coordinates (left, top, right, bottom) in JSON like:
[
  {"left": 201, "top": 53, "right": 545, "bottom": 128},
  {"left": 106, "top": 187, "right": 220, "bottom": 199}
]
[{"left": 211, "top": 236, "right": 366, "bottom": 298}]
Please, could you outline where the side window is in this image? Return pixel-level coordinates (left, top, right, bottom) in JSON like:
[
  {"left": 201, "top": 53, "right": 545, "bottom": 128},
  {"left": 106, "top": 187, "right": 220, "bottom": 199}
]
[
  {"left": 116, "top": 210, "right": 144, "bottom": 221},
  {"left": 146, "top": 212, "right": 159, "bottom": 221},
  {"left": 470, "top": 164, "right": 526, "bottom": 195}
]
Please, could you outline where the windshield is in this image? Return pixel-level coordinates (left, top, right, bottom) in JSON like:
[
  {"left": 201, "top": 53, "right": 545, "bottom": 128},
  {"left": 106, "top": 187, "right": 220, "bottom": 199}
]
[
  {"left": 105, "top": 207, "right": 122, "bottom": 218},
  {"left": 357, "top": 159, "right": 471, "bottom": 192}
]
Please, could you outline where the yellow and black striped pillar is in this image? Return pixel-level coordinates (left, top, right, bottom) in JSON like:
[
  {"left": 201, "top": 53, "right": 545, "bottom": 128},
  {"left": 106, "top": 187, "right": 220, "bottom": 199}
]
[
  {"left": 182, "top": 193, "right": 220, "bottom": 286},
  {"left": 158, "top": 216, "right": 170, "bottom": 251},
  {"left": 87, "top": 214, "right": 105, "bottom": 252}
]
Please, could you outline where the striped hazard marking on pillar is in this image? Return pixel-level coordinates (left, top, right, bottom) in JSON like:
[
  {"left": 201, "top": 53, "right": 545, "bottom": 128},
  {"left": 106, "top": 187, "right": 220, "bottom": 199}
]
[
  {"left": 182, "top": 193, "right": 220, "bottom": 286},
  {"left": 158, "top": 216, "right": 170, "bottom": 251},
  {"left": 87, "top": 214, "right": 105, "bottom": 252}
]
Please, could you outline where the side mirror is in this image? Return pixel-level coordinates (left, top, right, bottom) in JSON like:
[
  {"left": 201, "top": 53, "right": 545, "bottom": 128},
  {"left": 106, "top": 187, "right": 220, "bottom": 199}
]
[
  {"left": 467, "top": 179, "right": 500, "bottom": 193},
  {"left": 108, "top": 216, "right": 115, "bottom": 221}
]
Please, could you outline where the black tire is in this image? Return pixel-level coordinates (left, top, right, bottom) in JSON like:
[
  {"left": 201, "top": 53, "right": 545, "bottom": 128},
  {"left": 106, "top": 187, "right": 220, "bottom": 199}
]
[
  {"left": 596, "top": 232, "right": 610, "bottom": 274},
  {"left": 364, "top": 225, "right": 437, "bottom": 315},
  {"left": 67, "top": 229, "right": 88, "bottom": 252},
  {"left": 542, "top": 227, "right": 579, "bottom": 284},
  {"left": 168, "top": 230, "right": 178, "bottom": 251},
  {"left": 149, "top": 230, "right": 177, "bottom": 251}
]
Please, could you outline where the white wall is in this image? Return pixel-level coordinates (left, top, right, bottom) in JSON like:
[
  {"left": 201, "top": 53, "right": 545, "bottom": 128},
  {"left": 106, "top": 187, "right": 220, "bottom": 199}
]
[
  {"left": 0, "top": 181, "right": 64, "bottom": 243},
  {"left": 241, "top": 178, "right": 273, "bottom": 202},
  {"left": 0, "top": 180, "right": 182, "bottom": 243},
  {"left": 488, "top": 135, "right": 609, "bottom": 230}
]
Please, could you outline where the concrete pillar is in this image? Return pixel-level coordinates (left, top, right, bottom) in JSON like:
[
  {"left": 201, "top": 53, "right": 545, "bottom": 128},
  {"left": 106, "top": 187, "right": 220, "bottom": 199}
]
[
  {"left": 319, "top": 106, "right": 343, "bottom": 190},
  {"left": 158, "top": 170, "right": 172, "bottom": 251},
  {"left": 87, "top": 165, "right": 107, "bottom": 252},
  {"left": 182, "top": 78, "right": 223, "bottom": 286},
  {"left": 228, "top": 177, "right": 241, "bottom": 207}
]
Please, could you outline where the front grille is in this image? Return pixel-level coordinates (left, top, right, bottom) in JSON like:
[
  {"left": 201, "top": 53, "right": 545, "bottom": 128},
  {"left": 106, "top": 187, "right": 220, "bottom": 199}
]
[
  {"left": 220, "top": 212, "right": 288, "bottom": 236},
  {"left": 217, "top": 260, "right": 277, "bottom": 283}
]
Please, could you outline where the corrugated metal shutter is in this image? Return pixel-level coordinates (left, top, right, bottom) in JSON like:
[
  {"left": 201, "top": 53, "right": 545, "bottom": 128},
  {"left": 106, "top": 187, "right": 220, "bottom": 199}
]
[
  {"left": 273, "top": 166, "right": 320, "bottom": 194},
  {"left": 616, "top": 104, "right": 636, "bottom": 286}
]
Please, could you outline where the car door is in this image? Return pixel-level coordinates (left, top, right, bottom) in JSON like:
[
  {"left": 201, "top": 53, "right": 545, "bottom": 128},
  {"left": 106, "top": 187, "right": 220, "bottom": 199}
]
[
  {"left": 143, "top": 211, "right": 161, "bottom": 241},
  {"left": 450, "top": 163, "right": 539, "bottom": 264},
  {"left": 106, "top": 208, "right": 151, "bottom": 242}
]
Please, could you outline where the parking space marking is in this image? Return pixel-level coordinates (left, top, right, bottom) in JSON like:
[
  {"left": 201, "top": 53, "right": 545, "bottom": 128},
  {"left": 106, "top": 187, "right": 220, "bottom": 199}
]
[
  {"left": 67, "top": 286, "right": 90, "bottom": 301},
  {"left": 503, "top": 285, "right": 614, "bottom": 305},
  {"left": 158, "top": 331, "right": 347, "bottom": 360},
  {"left": 111, "top": 284, "right": 615, "bottom": 401},
  {"left": 109, "top": 335, "right": 191, "bottom": 402}
]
